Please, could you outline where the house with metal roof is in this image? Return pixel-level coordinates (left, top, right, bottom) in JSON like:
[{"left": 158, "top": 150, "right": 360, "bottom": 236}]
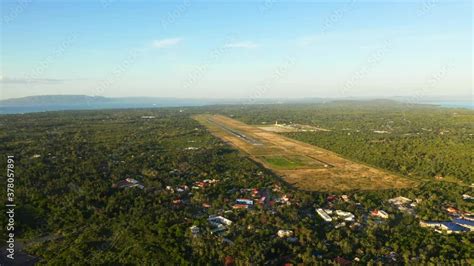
[{"left": 453, "top": 218, "right": 474, "bottom": 231}]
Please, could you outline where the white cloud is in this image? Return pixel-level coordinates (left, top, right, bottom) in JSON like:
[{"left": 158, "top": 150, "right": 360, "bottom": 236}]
[
  {"left": 224, "top": 41, "right": 259, "bottom": 49},
  {"left": 152, "top": 38, "right": 182, "bottom": 49}
]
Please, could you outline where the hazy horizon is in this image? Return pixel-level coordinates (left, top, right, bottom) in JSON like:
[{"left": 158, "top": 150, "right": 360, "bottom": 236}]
[
  {"left": 1, "top": 1, "right": 472, "bottom": 100},
  {"left": 1, "top": 93, "right": 472, "bottom": 102}
]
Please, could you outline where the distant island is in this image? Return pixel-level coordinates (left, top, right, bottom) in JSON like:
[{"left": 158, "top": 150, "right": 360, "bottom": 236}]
[
  {"left": 0, "top": 95, "right": 113, "bottom": 105},
  {"left": 0, "top": 95, "right": 471, "bottom": 114}
]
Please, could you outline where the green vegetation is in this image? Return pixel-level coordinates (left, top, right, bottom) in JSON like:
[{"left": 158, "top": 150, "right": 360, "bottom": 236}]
[{"left": 0, "top": 102, "right": 472, "bottom": 265}]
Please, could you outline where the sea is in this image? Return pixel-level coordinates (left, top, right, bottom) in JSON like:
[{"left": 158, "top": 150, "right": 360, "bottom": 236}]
[
  {"left": 425, "top": 102, "right": 473, "bottom": 109},
  {"left": 0, "top": 102, "right": 208, "bottom": 115},
  {"left": 0, "top": 101, "right": 472, "bottom": 115}
]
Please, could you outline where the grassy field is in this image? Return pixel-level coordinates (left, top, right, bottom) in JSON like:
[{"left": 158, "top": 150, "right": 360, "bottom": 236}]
[
  {"left": 194, "top": 114, "right": 418, "bottom": 192},
  {"left": 259, "top": 155, "right": 326, "bottom": 170}
]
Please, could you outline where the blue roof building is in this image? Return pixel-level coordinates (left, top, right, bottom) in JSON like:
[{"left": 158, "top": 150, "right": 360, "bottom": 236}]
[
  {"left": 453, "top": 218, "right": 474, "bottom": 231},
  {"left": 441, "top": 222, "right": 469, "bottom": 233}
]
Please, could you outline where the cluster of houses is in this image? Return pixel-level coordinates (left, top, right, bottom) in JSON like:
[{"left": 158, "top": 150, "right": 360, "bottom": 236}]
[
  {"left": 316, "top": 195, "right": 360, "bottom": 226},
  {"left": 185, "top": 184, "right": 295, "bottom": 238},
  {"left": 165, "top": 181, "right": 220, "bottom": 206},
  {"left": 316, "top": 208, "right": 356, "bottom": 228},
  {"left": 179, "top": 176, "right": 471, "bottom": 264},
  {"left": 419, "top": 220, "right": 472, "bottom": 234},
  {"left": 275, "top": 194, "right": 291, "bottom": 205},
  {"left": 166, "top": 185, "right": 189, "bottom": 193},
  {"left": 233, "top": 187, "right": 291, "bottom": 209},
  {"left": 388, "top": 196, "right": 419, "bottom": 215},
  {"left": 193, "top": 179, "right": 219, "bottom": 189},
  {"left": 420, "top": 206, "right": 474, "bottom": 234},
  {"left": 387, "top": 195, "right": 474, "bottom": 234}
]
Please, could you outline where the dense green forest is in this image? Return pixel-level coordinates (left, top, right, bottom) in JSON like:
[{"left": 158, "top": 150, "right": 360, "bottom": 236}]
[{"left": 0, "top": 102, "right": 472, "bottom": 265}]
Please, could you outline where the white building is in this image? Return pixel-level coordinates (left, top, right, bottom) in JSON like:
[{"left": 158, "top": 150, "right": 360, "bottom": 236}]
[
  {"left": 208, "top": 215, "right": 233, "bottom": 226},
  {"left": 335, "top": 210, "right": 355, "bottom": 222},
  {"left": 125, "top": 177, "right": 139, "bottom": 184},
  {"left": 371, "top": 210, "right": 389, "bottom": 219},
  {"left": 277, "top": 230, "right": 294, "bottom": 238},
  {"left": 462, "top": 194, "right": 474, "bottom": 200},
  {"left": 388, "top": 196, "right": 412, "bottom": 206},
  {"left": 316, "top": 208, "right": 332, "bottom": 222},
  {"left": 190, "top": 225, "right": 200, "bottom": 236}
]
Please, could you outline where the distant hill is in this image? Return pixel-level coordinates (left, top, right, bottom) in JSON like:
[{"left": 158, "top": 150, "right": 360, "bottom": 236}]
[
  {"left": 0, "top": 95, "right": 327, "bottom": 106},
  {"left": 0, "top": 95, "right": 112, "bottom": 105},
  {"left": 327, "top": 98, "right": 403, "bottom": 106}
]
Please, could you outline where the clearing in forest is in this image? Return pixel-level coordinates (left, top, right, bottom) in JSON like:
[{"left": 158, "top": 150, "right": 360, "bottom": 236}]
[{"left": 194, "top": 114, "right": 417, "bottom": 192}]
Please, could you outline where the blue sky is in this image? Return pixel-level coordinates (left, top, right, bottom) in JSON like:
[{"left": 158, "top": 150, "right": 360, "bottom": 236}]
[{"left": 0, "top": 0, "right": 472, "bottom": 100}]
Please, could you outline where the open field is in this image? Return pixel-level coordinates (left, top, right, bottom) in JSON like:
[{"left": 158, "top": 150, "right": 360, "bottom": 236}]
[{"left": 194, "top": 114, "right": 418, "bottom": 192}]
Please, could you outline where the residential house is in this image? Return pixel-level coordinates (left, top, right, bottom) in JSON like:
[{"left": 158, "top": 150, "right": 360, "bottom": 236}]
[
  {"left": 232, "top": 204, "right": 249, "bottom": 209},
  {"left": 316, "top": 208, "right": 332, "bottom": 222},
  {"left": 236, "top": 199, "right": 254, "bottom": 205},
  {"left": 446, "top": 207, "right": 461, "bottom": 215},
  {"left": 335, "top": 222, "right": 346, "bottom": 229},
  {"left": 420, "top": 221, "right": 469, "bottom": 234},
  {"left": 327, "top": 195, "right": 337, "bottom": 202},
  {"left": 388, "top": 196, "right": 412, "bottom": 206},
  {"left": 462, "top": 194, "right": 474, "bottom": 201},
  {"left": 335, "top": 210, "right": 355, "bottom": 222},
  {"left": 277, "top": 230, "right": 294, "bottom": 238},
  {"left": 114, "top": 178, "right": 144, "bottom": 189},
  {"left": 371, "top": 210, "right": 389, "bottom": 219},
  {"left": 190, "top": 225, "right": 200, "bottom": 236},
  {"left": 452, "top": 218, "right": 474, "bottom": 231},
  {"left": 208, "top": 215, "right": 232, "bottom": 235},
  {"left": 341, "top": 195, "right": 350, "bottom": 202},
  {"left": 208, "top": 215, "right": 233, "bottom": 226}
]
